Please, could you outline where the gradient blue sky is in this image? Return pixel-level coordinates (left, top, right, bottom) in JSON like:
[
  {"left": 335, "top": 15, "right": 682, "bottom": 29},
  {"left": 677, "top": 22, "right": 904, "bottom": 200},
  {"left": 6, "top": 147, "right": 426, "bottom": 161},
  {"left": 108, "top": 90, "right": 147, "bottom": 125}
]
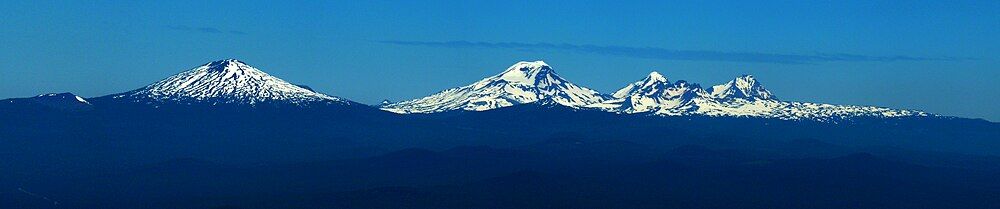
[{"left": 1, "top": 0, "right": 998, "bottom": 120}]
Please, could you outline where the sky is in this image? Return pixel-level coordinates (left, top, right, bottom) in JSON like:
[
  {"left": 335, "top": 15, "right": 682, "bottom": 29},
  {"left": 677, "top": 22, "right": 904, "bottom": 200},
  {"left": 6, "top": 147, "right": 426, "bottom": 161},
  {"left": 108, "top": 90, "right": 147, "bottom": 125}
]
[{"left": 0, "top": 0, "right": 998, "bottom": 121}]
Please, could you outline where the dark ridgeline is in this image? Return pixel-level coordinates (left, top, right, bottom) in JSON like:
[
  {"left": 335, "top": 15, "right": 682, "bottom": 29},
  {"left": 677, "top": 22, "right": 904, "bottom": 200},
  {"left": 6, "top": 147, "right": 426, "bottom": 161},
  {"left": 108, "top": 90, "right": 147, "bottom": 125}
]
[{"left": 1, "top": 60, "right": 998, "bottom": 209}]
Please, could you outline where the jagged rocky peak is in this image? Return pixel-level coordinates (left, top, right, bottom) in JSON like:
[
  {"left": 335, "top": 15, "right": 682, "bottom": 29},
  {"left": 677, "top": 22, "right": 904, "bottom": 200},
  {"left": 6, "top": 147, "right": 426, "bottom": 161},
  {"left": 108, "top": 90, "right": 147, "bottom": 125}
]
[
  {"left": 612, "top": 71, "right": 672, "bottom": 99},
  {"left": 612, "top": 71, "right": 707, "bottom": 100},
  {"left": 600, "top": 72, "right": 927, "bottom": 121},
  {"left": 645, "top": 71, "right": 668, "bottom": 83},
  {"left": 710, "top": 74, "right": 776, "bottom": 101},
  {"left": 205, "top": 58, "right": 244, "bottom": 70},
  {"left": 596, "top": 71, "right": 711, "bottom": 114},
  {"left": 108, "top": 59, "right": 347, "bottom": 106}
]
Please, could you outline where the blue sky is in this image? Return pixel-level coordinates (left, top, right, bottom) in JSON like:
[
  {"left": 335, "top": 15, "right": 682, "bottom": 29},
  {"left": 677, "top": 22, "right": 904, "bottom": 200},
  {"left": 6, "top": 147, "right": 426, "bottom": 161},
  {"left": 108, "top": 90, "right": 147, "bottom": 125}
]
[{"left": 1, "top": 0, "right": 998, "bottom": 120}]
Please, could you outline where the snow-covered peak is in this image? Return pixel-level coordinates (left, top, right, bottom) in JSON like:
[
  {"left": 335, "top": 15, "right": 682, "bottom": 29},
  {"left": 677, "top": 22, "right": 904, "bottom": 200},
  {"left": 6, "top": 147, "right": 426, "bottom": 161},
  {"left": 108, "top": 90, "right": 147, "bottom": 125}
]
[
  {"left": 382, "top": 61, "right": 606, "bottom": 113},
  {"left": 611, "top": 71, "right": 672, "bottom": 99},
  {"left": 646, "top": 71, "right": 668, "bottom": 83},
  {"left": 109, "top": 59, "right": 347, "bottom": 106},
  {"left": 593, "top": 72, "right": 926, "bottom": 121},
  {"left": 596, "top": 72, "right": 708, "bottom": 114},
  {"left": 495, "top": 61, "right": 553, "bottom": 84},
  {"left": 205, "top": 59, "right": 247, "bottom": 71},
  {"left": 710, "top": 74, "right": 776, "bottom": 101}
]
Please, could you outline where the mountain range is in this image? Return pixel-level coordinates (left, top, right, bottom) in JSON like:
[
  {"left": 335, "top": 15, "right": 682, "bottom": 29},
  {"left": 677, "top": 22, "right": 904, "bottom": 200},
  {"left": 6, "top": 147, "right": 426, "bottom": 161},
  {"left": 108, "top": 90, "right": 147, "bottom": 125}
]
[
  {"left": 0, "top": 59, "right": 936, "bottom": 122},
  {"left": 381, "top": 60, "right": 927, "bottom": 121},
  {"left": 0, "top": 59, "right": 935, "bottom": 121},
  {"left": 2, "top": 59, "right": 998, "bottom": 209},
  {"left": 5, "top": 59, "right": 990, "bottom": 157},
  {"left": 2, "top": 59, "right": 930, "bottom": 122}
]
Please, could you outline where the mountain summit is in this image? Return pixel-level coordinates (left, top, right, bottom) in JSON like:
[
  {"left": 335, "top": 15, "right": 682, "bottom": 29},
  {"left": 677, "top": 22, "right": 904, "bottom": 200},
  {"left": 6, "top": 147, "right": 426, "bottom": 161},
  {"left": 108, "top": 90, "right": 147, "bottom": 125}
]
[
  {"left": 381, "top": 61, "right": 606, "bottom": 113},
  {"left": 106, "top": 59, "right": 348, "bottom": 106},
  {"left": 709, "top": 75, "right": 775, "bottom": 101},
  {"left": 610, "top": 71, "right": 671, "bottom": 99},
  {"left": 594, "top": 71, "right": 709, "bottom": 114}
]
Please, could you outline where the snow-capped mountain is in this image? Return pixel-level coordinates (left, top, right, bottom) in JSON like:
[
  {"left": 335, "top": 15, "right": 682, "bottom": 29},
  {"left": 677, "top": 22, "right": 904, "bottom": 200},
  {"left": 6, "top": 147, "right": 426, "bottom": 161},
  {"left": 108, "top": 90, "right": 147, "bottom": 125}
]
[
  {"left": 381, "top": 61, "right": 607, "bottom": 113},
  {"left": 609, "top": 71, "right": 672, "bottom": 99},
  {"left": 380, "top": 61, "right": 928, "bottom": 121},
  {"left": 591, "top": 71, "right": 709, "bottom": 114},
  {"left": 598, "top": 72, "right": 928, "bottom": 121},
  {"left": 709, "top": 75, "right": 775, "bottom": 101},
  {"left": 106, "top": 59, "right": 349, "bottom": 106}
]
